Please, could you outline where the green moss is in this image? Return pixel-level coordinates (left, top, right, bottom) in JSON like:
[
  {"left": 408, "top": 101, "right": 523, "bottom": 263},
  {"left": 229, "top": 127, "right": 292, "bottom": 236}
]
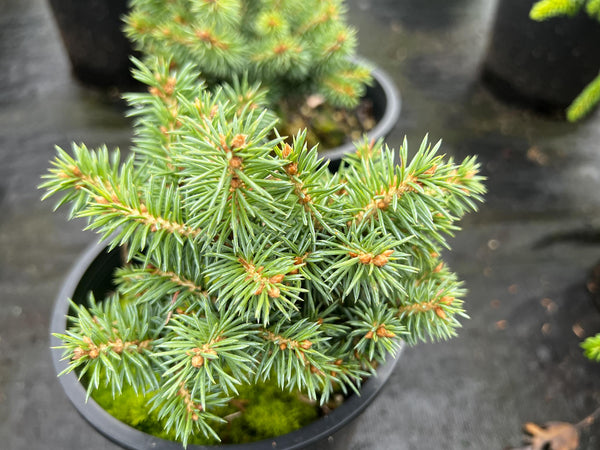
[
  {"left": 91, "top": 381, "right": 215, "bottom": 444},
  {"left": 220, "top": 379, "right": 319, "bottom": 443},
  {"left": 90, "top": 377, "right": 320, "bottom": 445}
]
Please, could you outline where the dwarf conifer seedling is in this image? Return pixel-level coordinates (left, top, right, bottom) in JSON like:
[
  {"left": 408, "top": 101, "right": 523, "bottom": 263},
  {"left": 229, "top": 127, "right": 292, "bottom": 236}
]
[{"left": 42, "top": 58, "right": 485, "bottom": 446}]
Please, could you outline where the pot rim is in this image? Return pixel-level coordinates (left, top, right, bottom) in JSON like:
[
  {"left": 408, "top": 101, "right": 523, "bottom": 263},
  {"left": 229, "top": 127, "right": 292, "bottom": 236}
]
[
  {"left": 50, "top": 238, "right": 402, "bottom": 450},
  {"left": 320, "top": 57, "right": 401, "bottom": 163}
]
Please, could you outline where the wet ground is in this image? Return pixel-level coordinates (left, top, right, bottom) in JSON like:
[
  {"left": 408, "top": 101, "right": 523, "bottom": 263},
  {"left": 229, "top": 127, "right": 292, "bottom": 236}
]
[{"left": 1, "top": 0, "right": 600, "bottom": 449}]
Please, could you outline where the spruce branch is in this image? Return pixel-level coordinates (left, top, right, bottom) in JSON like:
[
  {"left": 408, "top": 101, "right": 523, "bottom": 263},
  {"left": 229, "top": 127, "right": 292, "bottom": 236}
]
[
  {"left": 567, "top": 73, "right": 600, "bottom": 121},
  {"left": 155, "top": 309, "right": 258, "bottom": 406},
  {"left": 53, "top": 294, "right": 159, "bottom": 397},
  {"left": 255, "top": 318, "right": 340, "bottom": 400},
  {"left": 150, "top": 381, "right": 228, "bottom": 446},
  {"left": 204, "top": 237, "right": 306, "bottom": 324},
  {"left": 530, "top": 0, "right": 585, "bottom": 20},
  {"left": 347, "top": 300, "right": 406, "bottom": 362},
  {"left": 394, "top": 265, "right": 469, "bottom": 345},
  {"left": 582, "top": 333, "right": 600, "bottom": 361}
]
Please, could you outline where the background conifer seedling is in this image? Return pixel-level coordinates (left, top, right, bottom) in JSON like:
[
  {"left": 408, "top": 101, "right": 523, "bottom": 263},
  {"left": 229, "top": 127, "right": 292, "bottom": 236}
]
[{"left": 124, "top": 0, "right": 378, "bottom": 149}]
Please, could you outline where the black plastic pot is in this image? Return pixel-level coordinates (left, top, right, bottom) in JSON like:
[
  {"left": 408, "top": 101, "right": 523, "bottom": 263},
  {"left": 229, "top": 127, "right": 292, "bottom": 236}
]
[
  {"left": 47, "top": 0, "right": 138, "bottom": 89},
  {"left": 50, "top": 239, "right": 402, "bottom": 450},
  {"left": 324, "top": 60, "right": 401, "bottom": 172},
  {"left": 482, "top": 0, "right": 600, "bottom": 117}
]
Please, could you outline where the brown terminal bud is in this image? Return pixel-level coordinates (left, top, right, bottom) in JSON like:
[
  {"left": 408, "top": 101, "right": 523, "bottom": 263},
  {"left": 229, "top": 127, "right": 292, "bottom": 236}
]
[
  {"left": 279, "top": 342, "right": 287, "bottom": 351},
  {"left": 286, "top": 162, "right": 298, "bottom": 175},
  {"left": 435, "top": 307, "right": 447, "bottom": 320},
  {"left": 376, "top": 199, "right": 388, "bottom": 209},
  {"left": 253, "top": 285, "right": 264, "bottom": 296},
  {"left": 231, "top": 134, "right": 247, "bottom": 149},
  {"left": 269, "top": 274, "right": 285, "bottom": 284},
  {"left": 282, "top": 143, "right": 293, "bottom": 158},
  {"left": 376, "top": 325, "right": 396, "bottom": 338},
  {"left": 191, "top": 355, "right": 205, "bottom": 368},
  {"left": 229, "top": 156, "right": 243, "bottom": 170},
  {"left": 88, "top": 348, "right": 100, "bottom": 359},
  {"left": 440, "top": 296, "right": 454, "bottom": 305},
  {"left": 365, "top": 331, "right": 374, "bottom": 339},
  {"left": 372, "top": 254, "right": 389, "bottom": 267},
  {"left": 268, "top": 286, "right": 281, "bottom": 298},
  {"left": 164, "top": 76, "right": 176, "bottom": 96},
  {"left": 300, "top": 340, "right": 312, "bottom": 350},
  {"left": 72, "top": 347, "right": 85, "bottom": 360},
  {"left": 358, "top": 253, "right": 373, "bottom": 265}
]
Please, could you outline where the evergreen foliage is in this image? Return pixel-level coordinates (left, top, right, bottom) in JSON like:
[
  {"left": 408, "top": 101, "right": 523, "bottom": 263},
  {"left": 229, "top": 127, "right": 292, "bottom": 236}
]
[
  {"left": 42, "top": 58, "right": 485, "bottom": 446},
  {"left": 124, "top": 0, "right": 372, "bottom": 110},
  {"left": 582, "top": 333, "right": 600, "bottom": 362},
  {"left": 530, "top": 0, "right": 600, "bottom": 121}
]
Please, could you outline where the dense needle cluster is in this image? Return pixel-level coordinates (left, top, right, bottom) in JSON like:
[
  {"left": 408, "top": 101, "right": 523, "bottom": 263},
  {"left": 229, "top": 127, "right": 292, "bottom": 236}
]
[{"left": 42, "top": 58, "right": 485, "bottom": 445}]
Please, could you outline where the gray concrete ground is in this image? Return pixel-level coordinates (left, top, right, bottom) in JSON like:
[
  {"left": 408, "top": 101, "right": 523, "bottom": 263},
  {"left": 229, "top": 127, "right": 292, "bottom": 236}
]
[{"left": 1, "top": 0, "right": 600, "bottom": 449}]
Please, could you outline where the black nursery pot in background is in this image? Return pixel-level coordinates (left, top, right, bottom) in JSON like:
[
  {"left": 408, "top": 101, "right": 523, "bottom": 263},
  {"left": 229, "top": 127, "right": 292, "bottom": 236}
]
[
  {"left": 47, "top": 0, "right": 138, "bottom": 89},
  {"left": 50, "top": 240, "right": 402, "bottom": 450},
  {"left": 482, "top": 0, "right": 600, "bottom": 117}
]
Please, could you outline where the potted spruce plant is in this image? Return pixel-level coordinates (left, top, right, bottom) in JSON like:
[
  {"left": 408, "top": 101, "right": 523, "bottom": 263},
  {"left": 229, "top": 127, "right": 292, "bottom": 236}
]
[
  {"left": 42, "top": 57, "right": 485, "bottom": 449},
  {"left": 123, "top": 0, "right": 400, "bottom": 162}
]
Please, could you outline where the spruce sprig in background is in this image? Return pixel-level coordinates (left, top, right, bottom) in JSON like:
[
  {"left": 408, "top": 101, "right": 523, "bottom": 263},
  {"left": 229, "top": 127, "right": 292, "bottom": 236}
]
[
  {"left": 530, "top": 0, "right": 600, "bottom": 121},
  {"left": 124, "top": 0, "right": 372, "bottom": 110}
]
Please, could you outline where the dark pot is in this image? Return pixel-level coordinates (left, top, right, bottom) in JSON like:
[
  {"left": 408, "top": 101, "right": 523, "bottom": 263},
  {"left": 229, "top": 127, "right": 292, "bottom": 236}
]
[
  {"left": 482, "top": 0, "right": 600, "bottom": 117},
  {"left": 50, "top": 239, "right": 402, "bottom": 450},
  {"left": 47, "top": 0, "right": 138, "bottom": 89},
  {"left": 324, "top": 60, "right": 401, "bottom": 172}
]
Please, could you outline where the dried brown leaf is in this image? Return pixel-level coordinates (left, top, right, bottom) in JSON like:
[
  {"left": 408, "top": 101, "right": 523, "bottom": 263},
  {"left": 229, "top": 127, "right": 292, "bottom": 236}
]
[{"left": 523, "top": 421, "right": 579, "bottom": 450}]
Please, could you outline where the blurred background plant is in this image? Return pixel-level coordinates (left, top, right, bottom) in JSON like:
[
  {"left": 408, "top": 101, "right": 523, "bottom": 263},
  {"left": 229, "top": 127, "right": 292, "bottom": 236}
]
[
  {"left": 124, "top": 0, "right": 377, "bottom": 150},
  {"left": 530, "top": 0, "right": 600, "bottom": 121}
]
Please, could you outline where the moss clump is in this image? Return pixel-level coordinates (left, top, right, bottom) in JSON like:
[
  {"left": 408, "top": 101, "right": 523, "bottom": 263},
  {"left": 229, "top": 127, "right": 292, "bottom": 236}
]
[
  {"left": 91, "top": 380, "right": 215, "bottom": 445},
  {"left": 90, "top": 377, "right": 320, "bottom": 445},
  {"left": 222, "top": 380, "right": 319, "bottom": 443}
]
